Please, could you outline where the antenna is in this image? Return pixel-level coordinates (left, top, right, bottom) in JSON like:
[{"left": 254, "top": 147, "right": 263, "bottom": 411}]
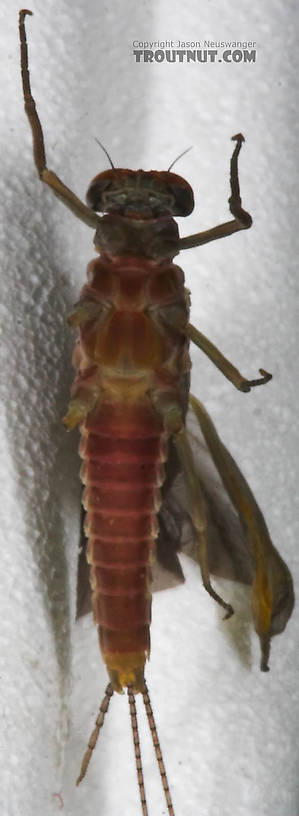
[
  {"left": 167, "top": 145, "right": 193, "bottom": 172},
  {"left": 94, "top": 137, "right": 115, "bottom": 169}
]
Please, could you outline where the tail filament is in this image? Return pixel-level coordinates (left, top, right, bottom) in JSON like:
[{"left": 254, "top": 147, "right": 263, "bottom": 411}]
[
  {"left": 76, "top": 683, "right": 114, "bottom": 785},
  {"left": 142, "top": 681, "right": 175, "bottom": 816},
  {"left": 128, "top": 686, "right": 149, "bottom": 816},
  {"left": 77, "top": 681, "right": 175, "bottom": 815}
]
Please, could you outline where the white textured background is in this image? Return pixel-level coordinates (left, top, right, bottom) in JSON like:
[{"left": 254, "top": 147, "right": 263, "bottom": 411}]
[{"left": 1, "top": 1, "right": 299, "bottom": 815}]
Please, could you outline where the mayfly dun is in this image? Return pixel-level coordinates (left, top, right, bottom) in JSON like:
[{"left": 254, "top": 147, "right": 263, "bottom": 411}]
[{"left": 19, "top": 9, "right": 294, "bottom": 814}]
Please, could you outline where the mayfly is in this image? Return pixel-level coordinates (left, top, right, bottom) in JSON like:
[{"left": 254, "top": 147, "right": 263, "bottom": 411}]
[{"left": 19, "top": 10, "right": 294, "bottom": 815}]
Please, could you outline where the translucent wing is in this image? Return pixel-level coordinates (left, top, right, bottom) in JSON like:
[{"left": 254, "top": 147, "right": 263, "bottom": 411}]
[
  {"left": 187, "top": 399, "right": 294, "bottom": 668},
  {"left": 76, "top": 506, "right": 92, "bottom": 619},
  {"left": 154, "top": 423, "right": 255, "bottom": 589}
]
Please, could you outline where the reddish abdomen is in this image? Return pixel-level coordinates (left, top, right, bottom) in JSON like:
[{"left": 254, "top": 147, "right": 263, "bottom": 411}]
[{"left": 80, "top": 403, "right": 167, "bottom": 690}]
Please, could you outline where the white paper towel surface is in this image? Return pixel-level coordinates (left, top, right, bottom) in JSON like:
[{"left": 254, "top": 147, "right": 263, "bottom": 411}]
[{"left": 1, "top": 1, "right": 299, "bottom": 815}]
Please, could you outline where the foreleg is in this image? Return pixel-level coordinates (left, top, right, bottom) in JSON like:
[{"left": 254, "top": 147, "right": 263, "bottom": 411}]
[
  {"left": 178, "top": 134, "right": 252, "bottom": 251},
  {"left": 19, "top": 10, "right": 99, "bottom": 229}
]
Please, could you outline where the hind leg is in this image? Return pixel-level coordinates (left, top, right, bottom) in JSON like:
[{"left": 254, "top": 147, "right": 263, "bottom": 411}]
[{"left": 172, "top": 423, "right": 233, "bottom": 618}]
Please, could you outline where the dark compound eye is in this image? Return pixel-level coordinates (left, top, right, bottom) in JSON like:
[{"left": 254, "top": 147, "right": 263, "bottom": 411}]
[
  {"left": 152, "top": 171, "right": 194, "bottom": 217},
  {"left": 86, "top": 177, "right": 113, "bottom": 211},
  {"left": 167, "top": 182, "right": 194, "bottom": 216}
]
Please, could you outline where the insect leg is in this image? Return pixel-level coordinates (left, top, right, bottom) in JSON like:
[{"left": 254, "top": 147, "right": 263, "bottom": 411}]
[
  {"left": 178, "top": 133, "right": 252, "bottom": 250},
  {"left": 19, "top": 10, "right": 99, "bottom": 229},
  {"left": 187, "top": 323, "right": 272, "bottom": 392},
  {"left": 173, "top": 425, "right": 234, "bottom": 618},
  {"left": 189, "top": 393, "right": 295, "bottom": 670}
]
